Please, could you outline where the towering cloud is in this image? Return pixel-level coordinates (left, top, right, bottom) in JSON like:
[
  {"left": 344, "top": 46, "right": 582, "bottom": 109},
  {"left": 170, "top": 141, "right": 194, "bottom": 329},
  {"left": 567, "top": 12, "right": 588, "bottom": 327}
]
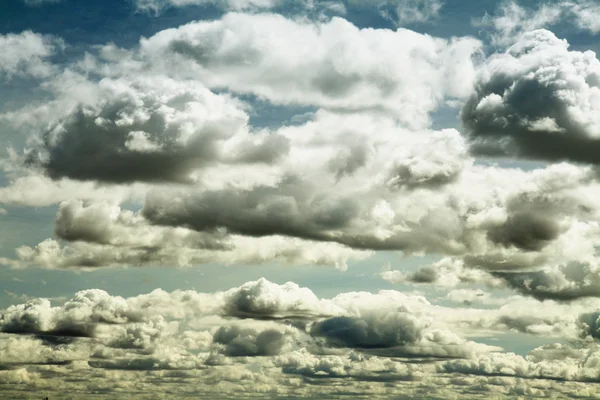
[{"left": 462, "top": 29, "right": 600, "bottom": 164}]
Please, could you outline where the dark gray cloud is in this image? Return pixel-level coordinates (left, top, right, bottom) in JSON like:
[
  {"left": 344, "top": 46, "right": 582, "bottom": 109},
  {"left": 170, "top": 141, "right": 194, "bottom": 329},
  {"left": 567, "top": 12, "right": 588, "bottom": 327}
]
[
  {"left": 27, "top": 77, "right": 288, "bottom": 184},
  {"left": 578, "top": 312, "right": 600, "bottom": 340},
  {"left": 311, "top": 315, "right": 421, "bottom": 350},
  {"left": 143, "top": 181, "right": 361, "bottom": 244},
  {"left": 462, "top": 29, "right": 600, "bottom": 164},
  {"left": 213, "top": 325, "right": 289, "bottom": 356},
  {"left": 493, "top": 262, "right": 600, "bottom": 301},
  {"left": 486, "top": 212, "right": 561, "bottom": 252}
]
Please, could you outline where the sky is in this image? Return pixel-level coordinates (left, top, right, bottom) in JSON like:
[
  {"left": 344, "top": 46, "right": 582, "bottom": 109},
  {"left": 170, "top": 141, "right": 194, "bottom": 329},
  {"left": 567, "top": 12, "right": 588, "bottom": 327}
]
[{"left": 2, "top": 0, "right": 600, "bottom": 398}]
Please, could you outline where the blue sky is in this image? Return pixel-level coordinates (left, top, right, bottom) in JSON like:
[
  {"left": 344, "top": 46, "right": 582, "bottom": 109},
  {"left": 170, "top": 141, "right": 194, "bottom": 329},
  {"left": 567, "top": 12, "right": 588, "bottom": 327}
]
[{"left": 2, "top": 0, "right": 600, "bottom": 398}]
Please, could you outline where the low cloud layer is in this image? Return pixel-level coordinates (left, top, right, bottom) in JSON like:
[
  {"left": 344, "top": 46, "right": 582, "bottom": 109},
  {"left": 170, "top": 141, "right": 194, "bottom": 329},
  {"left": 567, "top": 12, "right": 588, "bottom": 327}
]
[{"left": 2, "top": 279, "right": 600, "bottom": 398}]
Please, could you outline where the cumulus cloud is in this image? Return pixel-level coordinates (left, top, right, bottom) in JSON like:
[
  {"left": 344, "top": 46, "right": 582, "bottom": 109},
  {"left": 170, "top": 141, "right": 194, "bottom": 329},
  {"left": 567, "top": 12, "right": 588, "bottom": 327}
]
[
  {"left": 439, "top": 344, "right": 600, "bottom": 383},
  {"left": 5, "top": 6, "right": 600, "bottom": 311},
  {"left": 222, "top": 278, "right": 344, "bottom": 319},
  {"left": 12, "top": 99, "right": 600, "bottom": 303},
  {"left": 212, "top": 324, "right": 296, "bottom": 356},
  {"left": 2, "top": 279, "right": 600, "bottom": 398},
  {"left": 276, "top": 348, "right": 422, "bottom": 381},
  {"left": 140, "top": 13, "right": 481, "bottom": 129},
  {"left": 25, "top": 76, "right": 290, "bottom": 184},
  {"left": 0, "top": 31, "right": 63, "bottom": 78},
  {"left": 0, "top": 289, "right": 140, "bottom": 337},
  {"left": 463, "top": 29, "right": 600, "bottom": 164}
]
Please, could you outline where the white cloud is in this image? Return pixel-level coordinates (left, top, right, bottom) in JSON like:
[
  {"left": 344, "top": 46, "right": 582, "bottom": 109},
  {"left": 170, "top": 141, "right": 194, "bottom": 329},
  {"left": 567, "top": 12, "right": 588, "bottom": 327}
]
[
  {"left": 2, "top": 279, "right": 600, "bottom": 397},
  {"left": 0, "top": 31, "right": 63, "bottom": 78},
  {"left": 139, "top": 13, "right": 481, "bottom": 129},
  {"left": 475, "top": 0, "right": 600, "bottom": 48},
  {"left": 439, "top": 345, "right": 600, "bottom": 383}
]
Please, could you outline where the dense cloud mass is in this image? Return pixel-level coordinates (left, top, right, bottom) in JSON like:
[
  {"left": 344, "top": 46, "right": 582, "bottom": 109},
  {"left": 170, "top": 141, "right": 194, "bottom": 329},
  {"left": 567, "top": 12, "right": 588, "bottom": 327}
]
[
  {"left": 463, "top": 29, "right": 600, "bottom": 164},
  {"left": 27, "top": 76, "right": 290, "bottom": 183},
  {"left": 4, "top": 0, "right": 600, "bottom": 397},
  {"left": 2, "top": 280, "right": 600, "bottom": 398}
]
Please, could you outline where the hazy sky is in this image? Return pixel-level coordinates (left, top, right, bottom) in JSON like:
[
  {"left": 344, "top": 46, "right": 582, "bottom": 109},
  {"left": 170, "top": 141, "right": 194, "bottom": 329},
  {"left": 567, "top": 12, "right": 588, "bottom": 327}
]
[{"left": 2, "top": 0, "right": 600, "bottom": 398}]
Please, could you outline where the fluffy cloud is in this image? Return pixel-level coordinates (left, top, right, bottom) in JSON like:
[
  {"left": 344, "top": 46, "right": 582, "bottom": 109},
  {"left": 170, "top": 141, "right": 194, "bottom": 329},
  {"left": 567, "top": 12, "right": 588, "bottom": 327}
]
[
  {"left": 439, "top": 344, "right": 600, "bottom": 383},
  {"left": 222, "top": 278, "right": 343, "bottom": 319},
  {"left": 26, "top": 75, "right": 289, "bottom": 184},
  {"left": 0, "top": 31, "right": 62, "bottom": 78},
  {"left": 8, "top": 198, "right": 370, "bottom": 269},
  {"left": 276, "top": 349, "right": 423, "bottom": 381},
  {"left": 311, "top": 313, "right": 498, "bottom": 358},
  {"left": 2, "top": 279, "right": 600, "bottom": 398},
  {"left": 5, "top": 8, "right": 600, "bottom": 310},
  {"left": 140, "top": 13, "right": 481, "bottom": 129},
  {"left": 463, "top": 29, "right": 600, "bottom": 164},
  {"left": 0, "top": 289, "right": 140, "bottom": 337},
  {"left": 212, "top": 324, "right": 296, "bottom": 356}
]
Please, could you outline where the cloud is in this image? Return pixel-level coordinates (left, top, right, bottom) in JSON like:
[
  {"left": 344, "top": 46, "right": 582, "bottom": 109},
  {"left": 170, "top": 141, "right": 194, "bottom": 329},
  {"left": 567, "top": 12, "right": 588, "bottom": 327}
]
[
  {"left": 5, "top": 12, "right": 600, "bottom": 308},
  {"left": 311, "top": 305, "right": 500, "bottom": 359},
  {"left": 13, "top": 102, "right": 600, "bottom": 303},
  {"left": 2, "top": 279, "right": 600, "bottom": 398},
  {"left": 463, "top": 29, "right": 600, "bottom": 164},
  {"left": 493, "top": 262, "right": 600, "bottom": 301},
  {"left": 275, "top": 349, "right": 422, "bottom": 381},
  {"left": 568, "top": 0, "right": 600, "bottom": 34},
  {"left": 389, "top": 0, "right": 443, "bottom": 23},
  {"left": 346, "top": 0, "right": 443, "bottom": 24},
  {"left": 474, "top": 1, "right": 564, "bottom": 47},
  {"left": 222, "top": 278, "right": 344, "bottom": 319},
  {"left": 7, "top": 199, "right": 370, "bottom": 269},
  {"left": 0, "top": 289, "right": 141, "bottom": 338},
  {"left": 381, "top": 258, "right": 504, "bottom": 289},
  {"left": 140, "top": 13, "right": 481, "bottom": 129},
  {"left": 213, "top": 324, "right": 296, "bottom": 356},
  {"left": 133, "top": 0, "right": 280, "bottom": 13},
  {"left": 0, "top": 31, "right": 63, "bottom": 79},
  {"left": 25, "top": 75, "right": 289, "bottom": 184},
  {"left": 474, "top": 1, "right": 600, "bottom": 47},
  {"left": 439, "top": 344, "right": 600, "bottom": 383}
]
